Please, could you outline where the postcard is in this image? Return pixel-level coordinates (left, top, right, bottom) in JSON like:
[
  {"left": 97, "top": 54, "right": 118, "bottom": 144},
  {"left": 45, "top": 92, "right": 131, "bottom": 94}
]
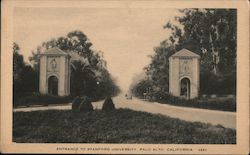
[{"left": 1, "top": 0, "right": 249, "bottom": 154}]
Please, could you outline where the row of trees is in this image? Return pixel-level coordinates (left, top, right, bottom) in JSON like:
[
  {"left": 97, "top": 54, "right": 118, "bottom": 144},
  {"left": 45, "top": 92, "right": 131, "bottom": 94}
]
[
  {"left": 131, "top": 9, "right": 236, "bottom": 97},
  {"left": 13, "top": 43, "right": 39, "bottom": 103},
  {"left": 14, "top": 30, "right": 120, "bottom": 102}
]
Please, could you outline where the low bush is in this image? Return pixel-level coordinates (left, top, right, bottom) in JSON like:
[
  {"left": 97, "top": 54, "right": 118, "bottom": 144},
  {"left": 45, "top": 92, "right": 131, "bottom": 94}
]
[
  {"left": 14, "top": 92, "right": 72, "bottom": 107},
  {"left": 72, "top": 97, "right": 83, "bottom": 112},
  {"left": 102, "top": 97, "right": 115, "bottom": 111},
  {"left": 154, "top": 93, "right": 236, "bottom": 112},
  {"left": 79, "top": 97, "right": 93, "bottom": 112},
  {"left": 200, "top": 71, "right": 236, "bottom": 95}
]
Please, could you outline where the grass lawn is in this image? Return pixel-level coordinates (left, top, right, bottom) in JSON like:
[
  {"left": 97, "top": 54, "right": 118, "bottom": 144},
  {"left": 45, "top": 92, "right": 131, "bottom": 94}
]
[{"left": 13, "top": 109, "right": 236, "bottom": 144}]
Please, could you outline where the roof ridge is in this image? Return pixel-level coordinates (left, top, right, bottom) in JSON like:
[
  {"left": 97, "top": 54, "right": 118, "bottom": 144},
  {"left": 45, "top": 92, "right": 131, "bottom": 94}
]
[
  {"left": 52, "top": 47, "right": 67, "bottom": 54},
  {"left": 170, "top": 48, "right": 200, "bottom": 58},
  {"left": 41, "top": 47, "right": 69, "bottom": 56}
]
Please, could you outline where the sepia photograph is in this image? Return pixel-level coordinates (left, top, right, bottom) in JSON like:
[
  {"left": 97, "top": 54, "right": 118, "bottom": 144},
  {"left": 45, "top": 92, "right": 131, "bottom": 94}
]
[{"left": 1, "top": 0, "right": 249, "bottom": 154}]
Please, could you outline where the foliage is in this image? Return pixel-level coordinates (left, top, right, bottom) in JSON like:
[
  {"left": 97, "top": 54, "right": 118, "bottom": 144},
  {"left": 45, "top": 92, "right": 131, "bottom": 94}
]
[
  {"left": 29, "top": 30, "right": 120, "bottom": 100},
  {"left": 13, "top": 42, "right": 25, "bottom": 81},
  {"left": 131, "top": 9, "right": 236, "bottom": 97},
  {"left": 70, "top": 60, "right": 120, "bottom": 100},
  {"left": 70, "top": 60, "right": 96, "bottom": 97},
  {"left": 13, "top": 109, "right": 236, "bottom": 144},
  {"left": 164, "top": 9, "right": 236, "bottom": 74},
  {"left": 13, "top": 43, "right": 39, "bottom": 104},
  {"left": 130, "top": 78, "right": 154, "bottom": 98},
  {"left": 79, "top": 97, "right": 94, "bottom": 112},
  {"left": 72, "top": 96, "right": 83, "bottom": 112},
  {"left": 152, "top": 92, "right": 236, "bottom": 112},
  {"left": 14, "top": 93, "right": 72, "bottom": 107},
  {"left": 144, "top": 45, "right": 176, "bottom": 92},
  {"left": 102, "top": 97, "right": 115, "bottom": 111},
  {"left": 200, "top": 71, "right": 236, "bottom": 95},
  {"left": 130, "top": 85, "right": 236, "bottom": 111}
]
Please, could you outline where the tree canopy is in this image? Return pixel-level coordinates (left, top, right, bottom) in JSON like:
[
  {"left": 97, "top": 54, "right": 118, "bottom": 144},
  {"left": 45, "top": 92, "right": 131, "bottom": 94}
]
[
  {"left": 13, "top": 42, "right": 39, "bottom": 103},
  {"left": 164, "top": 9, "right": 236, "bottom": 74},
  {"left": 131, "top": 9, "right": 236, "bottom": 96}
]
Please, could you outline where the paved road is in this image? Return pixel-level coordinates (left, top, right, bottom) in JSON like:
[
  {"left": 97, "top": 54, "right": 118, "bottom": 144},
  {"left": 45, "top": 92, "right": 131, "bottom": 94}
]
[
  {"left": 112, "top": 96, "right": 236, "bottom": 129},
  {"left": 14, "top": 95, "right": 236, "bottom": 129}
]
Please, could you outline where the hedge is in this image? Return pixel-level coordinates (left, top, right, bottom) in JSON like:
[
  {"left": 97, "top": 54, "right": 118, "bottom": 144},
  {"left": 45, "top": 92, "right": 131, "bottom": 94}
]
[
  {"left": 14, "top": 92, "right": 72, "bottom": 107},
  {"left": 151, "top": 92, "right": 236, "bottom": 112}
]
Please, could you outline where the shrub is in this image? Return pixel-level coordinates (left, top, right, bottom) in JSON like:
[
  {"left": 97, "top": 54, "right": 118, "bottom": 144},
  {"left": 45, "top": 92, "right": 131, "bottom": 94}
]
[
  {"left": 72, "top": 96, "right": 83, "bottom": 112},
  {"left": 156, "top": 93, "right": 236, "bottom": 112},
  {"left": 79, "top": 97, "right": 93, "bottom": 112},
  {"left": 102, "top": 97, "right": 115, "bottom": 111},
  {"left": 15, "top": 92, "right": 72, "bottom": 107},
  {"left": 200, "top": 71, "right": 236, "bottom": 95}
]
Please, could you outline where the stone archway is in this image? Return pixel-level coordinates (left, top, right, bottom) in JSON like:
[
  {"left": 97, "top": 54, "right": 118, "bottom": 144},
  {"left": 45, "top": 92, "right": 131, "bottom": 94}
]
[
  {"left": 180, "top": 77, "right": 190, "bottom": 99},
  {"left": 39, "top": 48, "right": 71, "bottom": 96},
  {"left": 48, "top": 76, "right": 58, "bottom": 95},
  {"left": 168, "top": 49, "right": 200, "bottom": 99}
]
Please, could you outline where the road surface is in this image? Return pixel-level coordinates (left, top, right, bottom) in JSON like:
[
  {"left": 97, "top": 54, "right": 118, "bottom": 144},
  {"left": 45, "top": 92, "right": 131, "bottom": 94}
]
[{"left": 14, "top": 95, "right": 236, "bottom": 129}]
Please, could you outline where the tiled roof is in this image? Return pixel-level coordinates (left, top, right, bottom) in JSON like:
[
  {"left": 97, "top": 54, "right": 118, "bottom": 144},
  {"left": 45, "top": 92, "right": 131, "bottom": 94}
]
[{"left": 170, "top": 48, "right": 200, "bottom": 58}]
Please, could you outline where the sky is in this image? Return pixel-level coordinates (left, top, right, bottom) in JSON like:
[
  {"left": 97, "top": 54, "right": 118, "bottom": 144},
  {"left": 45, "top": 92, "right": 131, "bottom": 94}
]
[{"left": 14, "top": 7, "right": 181, "bottom": 92}]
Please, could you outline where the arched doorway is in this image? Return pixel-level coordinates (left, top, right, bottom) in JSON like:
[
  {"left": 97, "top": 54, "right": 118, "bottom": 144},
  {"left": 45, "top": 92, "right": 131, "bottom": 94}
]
[
  {"left": 180, "top": 78, "right": 190, "bottom": 99},
  {"left": 48, "top": 76, "right": 58, "bottom": 95}
]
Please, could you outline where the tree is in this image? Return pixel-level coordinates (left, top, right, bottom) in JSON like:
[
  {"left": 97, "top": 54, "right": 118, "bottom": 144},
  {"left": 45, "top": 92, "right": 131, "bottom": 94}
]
[
  {"left": 164, "top": 9, "right": 236, "bottom": 74},
  {"left": 131, "top": 9, "right": 236, "bottom": 97},
  {"left": 13, "top": 42, "right": 25, "bottom": 82},
  {"left": 70, "top": 60, "right": 96, "bottom": 97},
  {"left": 131, "top": 78, "right": 153, "bottom": 98},
  {"left": 144, "top": 43, "right": 176, "bottom": 92},
  {"left": 13, "top": 43, "right": 39, "bottom": 103}
]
